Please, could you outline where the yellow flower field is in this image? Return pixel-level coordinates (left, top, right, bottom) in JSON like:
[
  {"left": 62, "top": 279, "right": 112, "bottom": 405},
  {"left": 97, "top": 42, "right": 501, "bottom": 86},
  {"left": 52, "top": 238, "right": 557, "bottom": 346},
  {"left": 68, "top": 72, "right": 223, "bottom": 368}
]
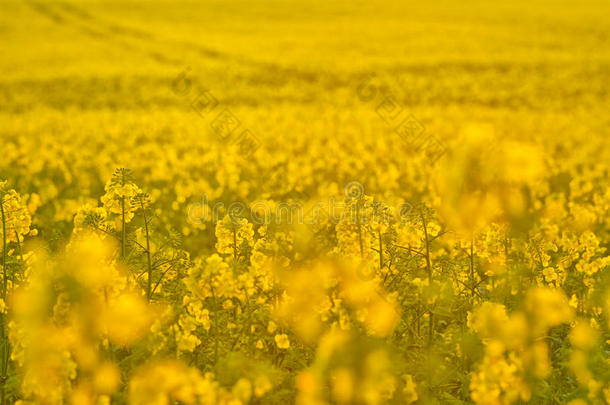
[{"left": 1, "top": 0, "right": 610, "bottom": 403}]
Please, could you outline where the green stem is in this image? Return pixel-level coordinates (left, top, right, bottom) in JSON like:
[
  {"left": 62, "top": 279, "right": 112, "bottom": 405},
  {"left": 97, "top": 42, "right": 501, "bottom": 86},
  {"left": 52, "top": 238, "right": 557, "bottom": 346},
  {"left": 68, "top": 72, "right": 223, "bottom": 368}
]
[
  {"left": 356, "top": 203, "right": 363, "bottom": 257},
  {"left": 14, "top": 231, "right": 23, "bottom": 270},
  {"left": 142, "top": 203, "right": 152, "bottom": 301},
  {"left": 0, "top": 197, "right": 8, "bottom": 405},
  {"left": 470, "top": 238, "right": 475, "bottom": 304},
  {"left": 121, "top": 196, "right": 126, "bottom": 259},
  {"left": 1, "top": 200, "right": 7, "bottom": 300},
  {"left": 378, "top": 230, "right": 383, "bottom": 269},
  {"left": 421, "top": 212, "right": 433, "bottom": 346},
  {"left": 232, "top": 228, "right": 237, "bottom": 269},
  {"left": 210, "top": 283, "right": 219, "bottom": 364}
]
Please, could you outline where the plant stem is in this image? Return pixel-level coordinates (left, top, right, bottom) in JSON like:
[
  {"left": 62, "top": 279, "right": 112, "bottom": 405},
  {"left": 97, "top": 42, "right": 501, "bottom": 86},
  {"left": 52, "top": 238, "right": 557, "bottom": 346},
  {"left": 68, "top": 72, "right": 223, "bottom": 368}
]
[
  {"left": 232, "top": 228, "right": 237, "bottom": 269},
  {"left": 470, "top": 238, "right": 475, "bottom": 304},
  {"left": 142, "top": 202, "right": 153, "bottom": 301},
  {"left": 378, "top": 230, "right": 383, "bottom": 269},
  {"left": 210, "top": 283, "right": 219, "bottom": 364},
  {"left": 1, "top": 200, "right": 7, "bottom": 300},
  {"left": 421, "top": 211, "right": 433, "bottom": 346},
  {"left": 121, "top": 195, "right": 126, "bottom": 259},
  {"left": 356, "top": 203, "right": 363, "bottom": 257},
  {"left": 14, "top": 231, "right": 23, "bottom": 272},
  {"left": 0, "top": 197, "right": 8, "bottom": 405}
]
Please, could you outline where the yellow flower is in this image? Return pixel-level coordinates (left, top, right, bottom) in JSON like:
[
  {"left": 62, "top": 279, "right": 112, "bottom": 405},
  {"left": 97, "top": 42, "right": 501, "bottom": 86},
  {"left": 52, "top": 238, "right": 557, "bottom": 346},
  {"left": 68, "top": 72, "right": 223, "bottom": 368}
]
[
  {"left": 93, "top": 362, "right": 121, "bottom": 394},
  {"left": 468, "top": 302, "right": 509, "bottom": 340},
  {"left": 274, "top": 333, "right": 290, "bottom": 349},
  {"left": 100, "top": 171, "right": 142, "bottom": 223},
  {"left": 267, "top": 321, "right": 277, "bottom": 334},
  {"left": 570, "top": 320, "right": 598, "bottom": 350},
  {"left": 525, "top": 287, "right": 574, "bottom": 333},
  {"left": 100, "top": 293, "right": 154, "bottom": 346},
  {"left": 215, "top": 215, "right": 254, "bottom": 256},
  {"left": 0, "top": 186, "right": 33, "bottom": 244},
  {"left": 232, "top": 378, "right": 252, "bottom": 403}
]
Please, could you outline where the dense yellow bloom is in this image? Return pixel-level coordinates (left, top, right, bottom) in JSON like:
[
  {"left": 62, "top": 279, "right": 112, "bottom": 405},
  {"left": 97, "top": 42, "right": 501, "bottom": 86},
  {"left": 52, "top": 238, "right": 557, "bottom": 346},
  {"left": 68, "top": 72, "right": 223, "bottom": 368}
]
[
  {"left": 0, "top": 183, "right": 33, "bottom": 245},
  {"left": 469, "top": 287, "right": 574, "bottom": 405},
  {"left": 100, "top": 176, "right": 142, "bottom": 224},
  {"left": 468, "top": 302, "right": 509, "bottom": 341},
  {"left": 93, "top": 362, "right": 121, "bottom": 394},
  {"left": 128, "top": 361, "right": 220, "bottom": 405},
  {"left": 470, "top": 352, "right": 531, "bottom": 405},
  {"left": 215, "top": 215, "right": 254, "bottom": 257},
  {"left": 100, "top": 293, "right": 154, "bottom": 346},
  {"left": 524, "top": 287, "right": 574, "bottom": 334},
  {"left": 2, "top": 1, "right": 610, "bottom": 403}
]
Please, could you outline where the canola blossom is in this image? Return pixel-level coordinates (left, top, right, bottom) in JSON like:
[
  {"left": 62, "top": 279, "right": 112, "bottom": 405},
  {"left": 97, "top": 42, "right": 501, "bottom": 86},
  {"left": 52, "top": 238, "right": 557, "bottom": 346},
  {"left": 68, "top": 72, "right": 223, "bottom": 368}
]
[{"left": 2, "top": 0, "right": 610, "bottom": 404}]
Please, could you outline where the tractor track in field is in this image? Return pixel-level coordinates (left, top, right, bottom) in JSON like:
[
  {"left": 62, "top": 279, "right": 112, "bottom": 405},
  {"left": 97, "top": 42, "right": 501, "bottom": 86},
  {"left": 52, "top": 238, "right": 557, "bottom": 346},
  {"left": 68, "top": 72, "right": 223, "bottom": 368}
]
[
  {"left": 26, "top": 0, "right": 184, "bottom": 66},
  {"left": 55, "top": 2, "right": 154, "bottom": 41},
  {"left": 25, "top": 1, "right": 345, "bottom": 88}
]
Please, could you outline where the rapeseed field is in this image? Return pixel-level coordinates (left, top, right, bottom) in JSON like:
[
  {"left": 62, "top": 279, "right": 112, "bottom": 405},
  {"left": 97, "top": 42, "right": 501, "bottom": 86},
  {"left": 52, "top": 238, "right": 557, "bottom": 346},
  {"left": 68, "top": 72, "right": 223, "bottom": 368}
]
[{"left": 1, "top": 0, "right": 610, "bottom": 403}]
